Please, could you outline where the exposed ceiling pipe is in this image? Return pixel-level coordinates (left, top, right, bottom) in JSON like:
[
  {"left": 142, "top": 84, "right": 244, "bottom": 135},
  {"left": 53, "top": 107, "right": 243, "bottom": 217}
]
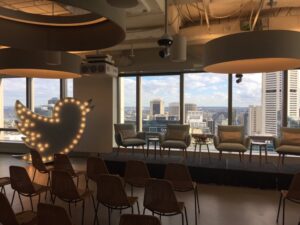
[{"left": 251, "top": 0, "right": 265, "bottom": 31}]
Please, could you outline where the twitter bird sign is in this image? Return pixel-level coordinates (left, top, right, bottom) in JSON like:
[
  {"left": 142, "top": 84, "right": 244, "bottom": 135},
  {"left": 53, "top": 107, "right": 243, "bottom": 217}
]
[{"left": 15, "top": 98, "right": 92, "bottom": 162}]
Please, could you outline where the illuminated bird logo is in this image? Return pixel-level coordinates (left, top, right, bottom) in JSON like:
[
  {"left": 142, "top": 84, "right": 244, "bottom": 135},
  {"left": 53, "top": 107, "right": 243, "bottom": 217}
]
[{"left": 15, "top": 98, "right": 92, "bottom": 162}]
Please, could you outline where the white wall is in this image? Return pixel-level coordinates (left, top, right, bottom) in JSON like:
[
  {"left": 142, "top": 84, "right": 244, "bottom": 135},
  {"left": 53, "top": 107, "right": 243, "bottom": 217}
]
[{"left": 74, "top": 75, "right": 117, "bottom": 153}]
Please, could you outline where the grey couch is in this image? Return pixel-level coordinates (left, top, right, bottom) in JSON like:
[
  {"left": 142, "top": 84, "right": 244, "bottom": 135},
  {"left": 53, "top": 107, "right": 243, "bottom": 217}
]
[
  {"left": 114, "top": 124, "right": 146, "bottom": 155},
  {"left": 159, "top": 124, "right": 191, "bottom": 158}
]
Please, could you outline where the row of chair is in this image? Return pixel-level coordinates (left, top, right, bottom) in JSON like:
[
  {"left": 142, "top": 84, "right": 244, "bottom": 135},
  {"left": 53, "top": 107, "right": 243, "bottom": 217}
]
[{"left": 0, "top": 193, "right": 161, "bottom": 225}]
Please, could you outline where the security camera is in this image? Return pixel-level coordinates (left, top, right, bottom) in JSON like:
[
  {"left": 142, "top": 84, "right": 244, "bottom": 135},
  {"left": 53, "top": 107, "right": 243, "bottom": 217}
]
[
  {"left": 157, "top": 33, "right": 173, "bottom": 47},
  {"left": 159, "top": 47, "right": 171, "bottom": 58},
  {"left": 236, "top": 74, "right": 243, "bottom": 83}
]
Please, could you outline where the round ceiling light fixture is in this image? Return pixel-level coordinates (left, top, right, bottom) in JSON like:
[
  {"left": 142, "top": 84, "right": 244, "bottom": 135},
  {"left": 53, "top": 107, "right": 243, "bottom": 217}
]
[
  {"left": 106, "top": 0, "right": 138, "bottom": 8},
  {"left": 0, "top": 1, "right": 126, "bottom": 51},
  {"left": 203, "top": 30, "right": 300, "bottom": 74},
  {"left": 0, "top": 48, "right": 81, "bottom": 78}
]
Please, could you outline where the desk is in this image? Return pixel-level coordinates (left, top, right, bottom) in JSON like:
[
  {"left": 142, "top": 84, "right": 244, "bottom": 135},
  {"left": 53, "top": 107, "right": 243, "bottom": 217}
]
[
  {"left": 248, "top": 135, "right": 275, "bottom": 163},
  {"left": 192, "top": 134, "right": 214, "bottom": 160}
]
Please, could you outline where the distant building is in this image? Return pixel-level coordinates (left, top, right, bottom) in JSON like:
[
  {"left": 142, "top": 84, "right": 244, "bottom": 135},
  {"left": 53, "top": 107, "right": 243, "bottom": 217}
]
[
  {"left": 48, "top": 97, "right": 59, "bottom": 105},
  {"left": 150, "top": 99, "right": 164, "bottom": 118},
  {"left": 248, "top": 105, "right": 262, "bottom": 135},
  {"left": 186, "top": 111, "right": 207, "bottom": 132},
  {"left": 207, "top": 120, "right": 215, "bottom": 134},
  {"left": 184, "top": 103, "right": 197, "bottom": 121},
  {"left": 168, "top": 102, "right": 180, "bottom": 119},
  {"left": 262, "top": 70, "right": 299, "bottom": 135}
]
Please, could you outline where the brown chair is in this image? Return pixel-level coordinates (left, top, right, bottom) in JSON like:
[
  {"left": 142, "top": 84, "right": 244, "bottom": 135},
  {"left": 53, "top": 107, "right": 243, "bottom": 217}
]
[
  {"left": 114, "top": 124, "right": 146, "bottom": 155},
  {"left": 0, "top": 192, "right": 37, "bottom": 225},
  {"left": 276, "top": 173, "right": 300, "bottom": 225},
  {"left": 10, "top": 166, "right": 49, "bottom": 211},
  {"left": 86, "top": 157, "right": 109, "bottom": 189},
  {"left": 0, "top": 176, "right": 11, "bottom": 197},
  {"left": 30, "top": 150, "right": 53, "bottom": 199},
  {"left": 119, "top": 214, "right": 161, "bottom": 225},
  {"left": 124, "top": 160, "right": 150, "bottom": 196},
  {"left": 214, "top": 125, "right": 248, "bottom": 161},
  {"left": 51, "top": 170, "right": 94, "bottom": 225},
  {"left": 54, "top": 153, "right": 85, "bottom": 187},
  {"left": 37, "top": 203, "right": 73, "bottom": 225},
  {"left": 275, "top": 127, "right": 300, "bottom": 166},
  {"left": 159, "top": 124, "right": 191, "bottom": 159},
  {"left": 143, "top": 179, "right": 188, "bottom": 225},
  {"left": 164, "top": 163, "right": 199, "bottom": 225},
  {"left": 94, "top": 174, "right": 140, "bottom": 225}
]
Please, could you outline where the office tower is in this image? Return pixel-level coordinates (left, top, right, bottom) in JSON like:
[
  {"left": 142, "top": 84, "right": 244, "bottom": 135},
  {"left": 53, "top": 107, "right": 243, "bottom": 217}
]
[
  {"left": 186, "top": 111, "right": 206, "bottom": 130},
  {"left": 168, "top": 102, "right": 180, "bottom": 119},
  {"left": 248, "top": 105, "right": 262, "bottom": 135},
  {"left": 184, "top": 103, "right": 197, "bottom": 121},
  {"left": 150, "top": 99, "right": 164, "bottom": 117},
  {"left": 207, "top": 120, "right": 215, "bottom": 134},
  {"left": 262, "top": 70, "right": 299, "bottom": 135}
]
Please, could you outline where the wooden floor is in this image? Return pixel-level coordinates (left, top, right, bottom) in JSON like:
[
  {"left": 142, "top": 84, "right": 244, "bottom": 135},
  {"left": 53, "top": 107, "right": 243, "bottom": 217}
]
[{"left": 1, "top": 154, "right": 300, "bottom": 225}]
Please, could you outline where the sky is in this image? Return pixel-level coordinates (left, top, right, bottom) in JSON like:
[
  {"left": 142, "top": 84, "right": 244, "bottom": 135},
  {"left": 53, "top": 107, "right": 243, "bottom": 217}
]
[
  {"left": 3, "top": 78, "right": 73, "bottom": 107},
  {"left": 122, "top": 73, "right": 262, "bottom": 107}
]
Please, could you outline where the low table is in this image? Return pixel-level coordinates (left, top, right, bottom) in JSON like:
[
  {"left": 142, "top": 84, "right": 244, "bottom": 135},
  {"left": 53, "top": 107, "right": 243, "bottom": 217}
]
[
  {"left": 146, "top": 136, "right": 160, "bottom": 159},
  {"left": 248, "top": 135, "right": 275, "bottom": 163},
  {"left": 192, "top": 134, "right": 214, "bottom": 160}
]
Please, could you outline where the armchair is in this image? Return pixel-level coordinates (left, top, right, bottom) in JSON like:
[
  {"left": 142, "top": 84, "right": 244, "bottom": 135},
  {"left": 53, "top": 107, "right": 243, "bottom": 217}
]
[
  {"left": 114, "top": 124, "right": 146, "bottom": 155},
  {"left": 276, "top": 127, "right": 300, "bottom": 166},
  {"left": 159, "top": 124, "right": 191, "bottom": 158},
  {"left": 214, "top": 125, "right": 248, "bottom": 161}
]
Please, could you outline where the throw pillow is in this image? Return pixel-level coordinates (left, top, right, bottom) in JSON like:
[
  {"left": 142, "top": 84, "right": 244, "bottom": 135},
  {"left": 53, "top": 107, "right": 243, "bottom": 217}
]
[{"left": 220, "top": 131, "right": 242, "bottom": 143}]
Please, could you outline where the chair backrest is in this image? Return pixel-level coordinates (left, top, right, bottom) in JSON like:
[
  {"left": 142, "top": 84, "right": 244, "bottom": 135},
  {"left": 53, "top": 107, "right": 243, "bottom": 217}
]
[
  {"left": 218, "top": 125, "right": 244, "bottom": 144},
  {"left": 164, "top": 163, "right": 193, "bottom": 190},
  {"left": 97, "top": 174, "right": 129, "bottom": 207},
  {"left": 165, "top": 124, "right": 190, "bottom": 141},
  {"left": 119, "top": 214, "right": 161, "bottom": 225},
  {"left": 30, "top": 149, "right": 47, "bottom": 172},
  {"left": 124, "top": 160, "right": 150, "bottom": 181},
  {"left": 51, "top": 170, "right": 79, "bottom": 200},
  {"left": 54, "top": 154, "right": 75, "bottom": 176},
  {"left": 144, "top": 179, "right": 180, "bottom": 213},
  {"left": 10, "top": 166, "right": 35, "bottom": 194},
  {"left": 37, "top": 203, "right": 73, "bottom": 225},
  {"left": 287, "top": 173, "right": 300, "bottom": 200},
  {"left": 87, "top": 157, "right": 109, "bottom": 181},
  {"left": 114, "top": 124, "right": 137, "bottom": 141},
  {"left": 280, "top": 127, "right": 300, "bottom": 146},
  {"left": 0, "top": 192, "right": 19, "bottom": 225}
]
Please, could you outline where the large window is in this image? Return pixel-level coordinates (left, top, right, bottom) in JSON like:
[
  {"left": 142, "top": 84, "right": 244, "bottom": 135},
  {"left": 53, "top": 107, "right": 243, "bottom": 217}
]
[
  {"left": 184, "top": 73, "right": 228, "bottom": 135},
  {"left": 33, "top": 78, "right": 60, "bottom": 116},
  {"left": 119, "top": 77, "right": 136, "bottom": 125},
  {"left": 0, "top": 78, "right": 26, "bottom": 141},
  {"left": 141, "top": 76, "right": 180, "bottom": 132},
  {"left": 287, "top": 70, "right": 300, "bottom": 128},
  {"left": 66, "top": 79, "right": 74, "bottom": 97},
  {"left": 232, "top": 73, "right": 262, "bottom": 135}
]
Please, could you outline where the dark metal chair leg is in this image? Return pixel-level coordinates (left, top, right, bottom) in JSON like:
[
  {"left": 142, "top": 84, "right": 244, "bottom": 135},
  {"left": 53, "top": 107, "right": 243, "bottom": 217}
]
[
  {"left": 82, "top": 200, "right": 85, "bottom": 225},
  {"left": 184, "top": 206, "right": 189, "bottom": 225},
  {"left": 136, "top": 201, "right": 140, "bottom": 214},
  {"left": 131, "top": 185, "right": 133, "bottom": 197},
  {"left": 131, "top": 206, "right": 134, "bottom": 214},
  {"left": 18, "top": 193, "right": 24, "bottom": 211},
  {"left": 194, "top": 189, "right": 197, "bottom": 225},
  {"left": 181, "top": 212, "right": 184, "bottom": 225},
  {"left": 108, "top": 208, "right": 111, "bottom": 225},
  {"left": 11, "top": 190, "right": 16, "bottom": 206},
  {"left": 93, "top": 202, "right": 99, "bottom": 225},
  {"left": 282, "top": 198, "right": 286, "bottom": 225},
  {"left": 143, "top": 207, "right": 146, "bottom": 215},
  {"left": 195, "top": 185, "right": 200, "bottom": 213},
  {"left": 32, "top": 169, "right": 37, "bottom": 182},
  {"left": 68, "top": 202, "right": 72, "bottom": 217},
  {"left": 276, "top": 193, "right": 282, "bottom": 222},
  {"left": 30, "top": 196, "right": 33, "bottom": 211}
]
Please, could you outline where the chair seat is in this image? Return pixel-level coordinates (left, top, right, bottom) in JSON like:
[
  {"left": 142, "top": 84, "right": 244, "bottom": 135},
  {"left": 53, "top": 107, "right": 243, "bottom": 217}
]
[
  {"left": 16, "top": 211, "right": 37, "bottom": 225},
  {"left": 276, "top": 145, "right": 300, "bottom": 154},
  {"left": 147, "top": 201, "right": 184, "bottom": 214},
  {"left": 216, "top": 143, "right": 247, "bottom": 152},
  {"left": 171, "top": 181, "right": 196, "bottom": 192},
  {"left": 78, "top": 189, "right": 93, "bottom": 199},
  {"left": 123, "top": 138, "right": 146, "bottom": 146},
  {"left": 126, "top": 177, "right": 148, "bottom": 188},
  {"left": 33, "top": 183, "right": 50, "bottom": 194},
  {"left": 0, "top": 177, "right": 10, "bottom": 187},
  {"left": 161, "top": 140, "right": 187, "bottom": 149}
]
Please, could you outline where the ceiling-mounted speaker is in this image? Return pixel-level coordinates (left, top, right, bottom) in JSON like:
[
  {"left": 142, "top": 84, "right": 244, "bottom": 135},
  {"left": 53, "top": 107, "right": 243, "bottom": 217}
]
[
  {"left": 107, "top": 0, "right": 138, "bottom": 8},
  {"left": 171, "top": 34, "right": 187, "bottom": 62}
]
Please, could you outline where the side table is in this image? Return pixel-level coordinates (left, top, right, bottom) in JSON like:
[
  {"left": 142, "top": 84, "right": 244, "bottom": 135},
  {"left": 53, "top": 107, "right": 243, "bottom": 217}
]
[
  {"left": 192, "top": 134, "right": 214, "bottom": 161},
  {"left": 147, "top": 137, "right": 160, "bottom": 159},
  {"left": 248, "top": 135, "right": 275, "bottom": 163}
]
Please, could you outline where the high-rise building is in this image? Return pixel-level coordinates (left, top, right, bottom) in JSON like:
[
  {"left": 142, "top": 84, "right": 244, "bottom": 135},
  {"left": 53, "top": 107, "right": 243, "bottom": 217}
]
[
  {"left": 207, "top": 120, "right": 215, "bottom": 134},
  {"left": 248, "top": 105, "right": 262, "bottom": 135},
  {"left": 184, "top": 103, "right": 197, "bottom": 121},
  {"left": 262, "top": 70, "right": 299, "bottom": 135},
  {"left": 168, "top": 102, "right": 180, "bottom": 119},
  {"left": 150, "top": 99, "right": 164, "bottom": 117}
]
